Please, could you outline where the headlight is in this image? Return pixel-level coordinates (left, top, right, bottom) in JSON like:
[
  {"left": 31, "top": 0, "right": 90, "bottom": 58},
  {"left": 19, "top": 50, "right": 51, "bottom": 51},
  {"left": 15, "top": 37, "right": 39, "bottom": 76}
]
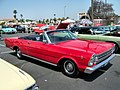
[
  {"left": 118, "top": 32, "right": 120, "bottom": 34},
  {"left": 88, "top": 54, "right": 98, "bottom": 66},
  {"left": 112, "top": 45, "right": 115, "bottom": 53},
  {"left": 26, "top": 84, "right": 39, "bottom": 90}
]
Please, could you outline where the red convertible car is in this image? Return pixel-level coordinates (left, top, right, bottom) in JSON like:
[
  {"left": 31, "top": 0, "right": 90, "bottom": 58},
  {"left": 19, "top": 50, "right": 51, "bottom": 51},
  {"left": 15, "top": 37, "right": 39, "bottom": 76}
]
[{"left": 4, "top": 30, "right": 115, "bottom": 77}]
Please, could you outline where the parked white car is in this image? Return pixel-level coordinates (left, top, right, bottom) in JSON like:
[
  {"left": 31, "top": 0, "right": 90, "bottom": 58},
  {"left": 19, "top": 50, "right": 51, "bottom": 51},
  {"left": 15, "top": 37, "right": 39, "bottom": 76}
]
[
  {"left": 92, "top": 26, "right": 111, "bottom": 34},
  {"left": 0, "top": 58, "right": 39, "bottom": 90},
  {"left": 2, "top": 26, "right": 17, "bottom": 34}
]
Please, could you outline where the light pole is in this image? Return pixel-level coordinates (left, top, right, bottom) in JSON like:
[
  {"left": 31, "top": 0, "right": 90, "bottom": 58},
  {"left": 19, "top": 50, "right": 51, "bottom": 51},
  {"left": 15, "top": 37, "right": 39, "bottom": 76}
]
[
  {"left": 54, "top": 14, "right": 56, "bottom": 18},
  {"left": 91, "top": 0, "right": 94, "bottom": 22},
  {"left": 64, "top": 6, "right": 66, "bottom": 18},
  {"left": 105, "top": 0, "right": 107, "bottom": 3}
]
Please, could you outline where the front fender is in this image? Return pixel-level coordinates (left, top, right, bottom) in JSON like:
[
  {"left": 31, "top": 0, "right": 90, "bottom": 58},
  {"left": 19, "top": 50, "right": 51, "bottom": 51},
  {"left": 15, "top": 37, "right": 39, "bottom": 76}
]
[{"left": 57, "top": 55, "right": 89, "bottom": 71}]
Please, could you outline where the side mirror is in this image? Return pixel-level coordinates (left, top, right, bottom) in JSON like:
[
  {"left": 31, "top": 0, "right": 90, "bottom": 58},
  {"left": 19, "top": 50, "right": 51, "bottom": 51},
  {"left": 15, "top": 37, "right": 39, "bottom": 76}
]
[{"left": 18, "top": 37, "right": 21, "bottom": 39}]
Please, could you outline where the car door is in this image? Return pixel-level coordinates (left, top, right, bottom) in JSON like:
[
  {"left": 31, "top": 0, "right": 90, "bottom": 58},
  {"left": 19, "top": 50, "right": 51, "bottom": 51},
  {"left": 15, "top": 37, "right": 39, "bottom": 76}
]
[
  {"left": 27, "top": 40, "right": 63, "bottom": 64},
  {"left": 25, "top": 33, "right": 62, "bottom": 64},
  {"left": 26, "top": 40, "right": 45, "bottom": 57},
  {"left": 23, "top": 34, "right": 50, "bottom": 61}
]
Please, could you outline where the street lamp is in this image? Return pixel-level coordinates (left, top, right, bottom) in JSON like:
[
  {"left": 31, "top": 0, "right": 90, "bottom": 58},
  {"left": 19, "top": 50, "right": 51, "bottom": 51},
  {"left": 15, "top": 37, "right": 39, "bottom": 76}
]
[
  {"left": 54, "top": 14, "right": 56, "bottom": 18},
  {"left": 91, "top": 0, "right": 94, "bottom": 22},
  {"left": 105, "top": 0, "right": 107, "bottom": 3},
  {"left": 64, "top": 6, "right": 66, "bottom": 18}
]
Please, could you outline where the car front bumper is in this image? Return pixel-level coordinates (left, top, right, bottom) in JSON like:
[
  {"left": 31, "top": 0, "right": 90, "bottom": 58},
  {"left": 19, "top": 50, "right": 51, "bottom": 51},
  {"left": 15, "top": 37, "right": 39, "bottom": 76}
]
[{"left": 84, "top": 54, "right": 115, "bottom": 74}]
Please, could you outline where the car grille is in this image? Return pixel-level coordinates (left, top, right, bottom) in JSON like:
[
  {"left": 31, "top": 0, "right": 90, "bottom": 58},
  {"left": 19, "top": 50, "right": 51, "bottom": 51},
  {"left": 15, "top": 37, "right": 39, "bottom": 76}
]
[{"left": 96, "top": 46, "right": 115, "bottom": 64}]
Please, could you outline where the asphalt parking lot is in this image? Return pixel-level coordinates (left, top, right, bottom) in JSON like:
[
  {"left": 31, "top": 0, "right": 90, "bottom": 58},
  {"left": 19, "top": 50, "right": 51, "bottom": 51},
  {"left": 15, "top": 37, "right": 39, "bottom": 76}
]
[{"left": 0, "top": 33, "right": 120, "bottom": 90}]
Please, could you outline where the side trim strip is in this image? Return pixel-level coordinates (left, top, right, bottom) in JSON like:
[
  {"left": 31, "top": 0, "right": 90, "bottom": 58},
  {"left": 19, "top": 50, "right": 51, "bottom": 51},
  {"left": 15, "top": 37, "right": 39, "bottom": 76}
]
[{"left": 22, "top": 54, "right": 57, "bottom": 66}]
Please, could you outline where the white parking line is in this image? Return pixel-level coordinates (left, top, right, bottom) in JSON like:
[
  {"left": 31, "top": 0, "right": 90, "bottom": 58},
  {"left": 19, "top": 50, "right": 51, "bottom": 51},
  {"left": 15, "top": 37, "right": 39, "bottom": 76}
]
[
  {"left": 0, "top": 44, "right": 5, "bottom": 47},
  {"left": 0, "top": 50, "right": 14, "bottom": 54}
]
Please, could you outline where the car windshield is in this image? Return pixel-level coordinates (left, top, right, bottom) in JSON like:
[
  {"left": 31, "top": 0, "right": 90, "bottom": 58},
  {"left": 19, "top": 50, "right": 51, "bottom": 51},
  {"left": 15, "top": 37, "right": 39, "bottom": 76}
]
[{"left": 47, "top": 30, "right": 77, "bottom": 43}]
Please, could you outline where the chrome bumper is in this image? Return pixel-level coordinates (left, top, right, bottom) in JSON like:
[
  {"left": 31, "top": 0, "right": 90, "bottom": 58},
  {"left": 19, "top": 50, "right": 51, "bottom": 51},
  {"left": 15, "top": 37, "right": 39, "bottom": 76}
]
[{"left": 84, "top": 54, "right": 115, "bottom": 74}]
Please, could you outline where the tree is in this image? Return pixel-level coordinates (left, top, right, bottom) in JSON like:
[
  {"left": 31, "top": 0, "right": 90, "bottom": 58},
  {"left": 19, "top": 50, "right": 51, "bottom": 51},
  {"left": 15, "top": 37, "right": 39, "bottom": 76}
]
[
  {"left": 20, "top": 14, "right": 23, "bottom": 19},
  {"left": 66, "top": 17, "right": 70, "bottom": 19},
  {"left": 26, "top": 19, "right": 33, "bottom": 22},
  {"left": 87, "top": 0, "right": 118, "bottom": 25},
  {"left": 13, "top": 10, "right": 17, "bottom": 20},
  {"left": 20, "top": 14, "right": 24, "bottom": 23},
  {"left": 0, "top": 22, "right": 5, "bottom": 26},
  {"left": 88, "top": 0, "right": 115, "bottom": 19},
  {"left": 38, "top": 20, "right": 42, "bottom": 23},
  {"left": 61, "top": 17, "right": 65, "bottom": 21},
  {"left": 53, "top": 17, "right": 57, "bottom": 23},
  {"left": 46, "top": 19, "right": 49, "bottom": 24},
  {"left": 50, "top": 18, "right": 53, "bottom": 23},
  {"left": 42, "top": 19, "right": 45, "bottom": 24}
]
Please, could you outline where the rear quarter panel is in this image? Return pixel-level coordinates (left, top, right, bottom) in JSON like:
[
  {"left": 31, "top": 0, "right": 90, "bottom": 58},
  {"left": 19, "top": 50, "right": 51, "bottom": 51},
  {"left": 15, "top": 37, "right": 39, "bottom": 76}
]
[
  {"left": 4, "top": 37, "right": 29, "bottom": 55},
  {"left": 4, "top": 38, "right": 15, "bottom": 49}
]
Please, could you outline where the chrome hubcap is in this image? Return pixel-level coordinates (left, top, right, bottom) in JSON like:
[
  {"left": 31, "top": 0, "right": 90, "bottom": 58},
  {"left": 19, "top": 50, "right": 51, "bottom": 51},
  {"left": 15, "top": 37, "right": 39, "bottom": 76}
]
[{"left": 64, "top": 60, "right": 75, "bottom": 74}]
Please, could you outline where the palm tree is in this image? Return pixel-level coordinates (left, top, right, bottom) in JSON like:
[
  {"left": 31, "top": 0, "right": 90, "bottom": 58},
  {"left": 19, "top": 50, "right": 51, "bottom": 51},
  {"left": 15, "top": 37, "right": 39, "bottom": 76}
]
[
  {"left": 20, "top": 14, "right": 23, "bottom": 19},
  {"left": 13, "top": 10, "right": 17, "bottom": 20},
  {"left": 20, "top": 14, "right": 24, "bottom": 23}
]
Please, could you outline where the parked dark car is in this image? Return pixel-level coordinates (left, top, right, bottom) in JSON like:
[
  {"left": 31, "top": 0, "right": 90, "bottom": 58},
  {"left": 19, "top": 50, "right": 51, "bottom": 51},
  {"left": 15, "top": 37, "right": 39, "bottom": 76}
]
[
  {"left": 13, "top": 25, "right": 26, "bottom": 33},
  {"left": 70, "top": 26, "right": 112, "bottom": 34},
  {"left": 70, "top": 26, "right": 92, "bottom": 34},
  {"left": 105, "top": 28, "right": 120, "bottom": 36}
]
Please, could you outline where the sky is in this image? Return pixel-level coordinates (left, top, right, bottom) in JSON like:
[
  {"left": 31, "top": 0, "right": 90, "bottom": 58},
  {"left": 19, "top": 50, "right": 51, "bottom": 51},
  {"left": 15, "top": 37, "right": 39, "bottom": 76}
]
[{"left": 0, "top": 0, "right": 120, "bottom": 20}]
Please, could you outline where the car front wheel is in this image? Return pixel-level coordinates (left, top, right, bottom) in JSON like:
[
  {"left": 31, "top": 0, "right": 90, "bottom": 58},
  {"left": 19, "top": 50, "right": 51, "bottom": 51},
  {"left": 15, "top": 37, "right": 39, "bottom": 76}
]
[{"left": 61, "top": 60, "right": 79, "bottom": 77}]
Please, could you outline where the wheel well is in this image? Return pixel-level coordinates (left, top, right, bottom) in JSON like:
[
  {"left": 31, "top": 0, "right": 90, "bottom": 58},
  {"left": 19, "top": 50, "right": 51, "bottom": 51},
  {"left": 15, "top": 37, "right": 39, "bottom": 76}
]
[
  {"left": 35, "top": 32, "right": 39, "bottom": 34},
  {"left": 57, "top": 58, "right": 76, "bottom": 67},
  {"left": 106, "top": 41, "right": 119, "bottom": 53},
  {"left": 106, "top": 41, "right": 119, "bottom": 48},
  {"left": 13, "top": 46, "right": 18, "bottom": 50}
]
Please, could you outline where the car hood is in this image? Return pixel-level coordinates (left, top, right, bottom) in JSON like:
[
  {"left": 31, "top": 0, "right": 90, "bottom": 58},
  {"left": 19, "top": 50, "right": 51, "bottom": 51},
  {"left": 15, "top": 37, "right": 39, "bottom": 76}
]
[
  {"left": 57, "top": 39, "right": 114, "bottom": 54},
  {"left": 0, "top": 58, "right": 35, "bottom": 90},
  {"left": 56, "top": 23, "right": 70, "bottom": 29}
]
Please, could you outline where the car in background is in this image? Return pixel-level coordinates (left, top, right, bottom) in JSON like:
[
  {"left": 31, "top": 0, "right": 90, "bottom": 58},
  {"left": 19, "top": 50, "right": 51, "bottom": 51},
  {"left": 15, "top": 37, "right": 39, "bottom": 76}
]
[
  {"left": 31, "top": 25, "right": 39, "bottom": 30},
  {"left": 105, "top": 27, "right": 120, "bottom": 36},
  {"left": 13, "top": 25, "right": 26, "bottom": 33},
  {"left": 75, "top": 27, "right": 120, "bottom": 53},
  {"left": 1, "top": 26, "right": 17, "bottom": 34},
  {"left": 109, "top": 26, "right": 116, "bottom": 31},
  {"left": 70, "top": 26, "right": 112, "bottom": 34},
  {"left": 4, "top": 29, "right": 115, "bottom": 77},
  {"left": 91, "top": 26, "right": 111, "bottom": 34},
  {"left": 0, "top": 58, "right": 39, "bottom": 90},
  {"left": 34, "top": 25, "right": 55, "bottom": 34},
  {"left": 115, "top": 25, "right": 120, "bottom": 29},
  {"left": 33, "top": 23, "right": 69, "bottom": 34}
]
